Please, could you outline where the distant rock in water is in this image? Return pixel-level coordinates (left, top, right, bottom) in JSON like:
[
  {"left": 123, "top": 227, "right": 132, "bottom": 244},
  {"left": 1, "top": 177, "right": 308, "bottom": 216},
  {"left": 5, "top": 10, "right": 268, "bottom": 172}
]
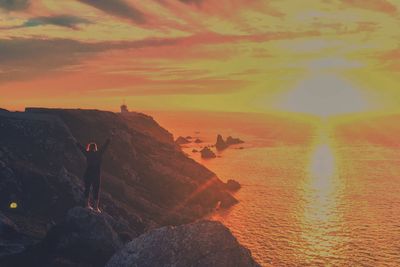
[
  {"left": 200, "top": 147, "right": 216, "bottom": 159},
  {"left": 106, "top": 220, "right": 260, "bottom": 267},
  {"left": 175, "top": 136, "right": 191, "bottom": 145},
  {"left": 216, "top": 135, "right": 245, "bottom": 150},
  {"left": 226, "top": 136, "right": 245, "bottom": 146},
  {"left": 215, "top": 134, "right": 228, "bottom": 150},
  {"left": 226, "top": 179, "right": 241, "bottom": 191}
]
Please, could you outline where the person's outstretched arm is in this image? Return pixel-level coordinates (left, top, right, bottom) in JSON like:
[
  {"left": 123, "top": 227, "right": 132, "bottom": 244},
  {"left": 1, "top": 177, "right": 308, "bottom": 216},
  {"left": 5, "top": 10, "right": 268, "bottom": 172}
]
[
  {"left": 99, "top": 138, "right": 111, "bottom": 155},
  {"left": 76, "top": 142, "right": 87, "bottom": 155}
]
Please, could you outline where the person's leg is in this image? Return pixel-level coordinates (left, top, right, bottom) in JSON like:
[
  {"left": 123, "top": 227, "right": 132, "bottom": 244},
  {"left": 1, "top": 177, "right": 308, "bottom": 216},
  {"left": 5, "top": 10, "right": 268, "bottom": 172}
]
[
  {"left": 93, "top": 176, "right": 101, "bottom": 212},
  {"left": 84, "top": 177, "right": 92, "bottom": 209}
]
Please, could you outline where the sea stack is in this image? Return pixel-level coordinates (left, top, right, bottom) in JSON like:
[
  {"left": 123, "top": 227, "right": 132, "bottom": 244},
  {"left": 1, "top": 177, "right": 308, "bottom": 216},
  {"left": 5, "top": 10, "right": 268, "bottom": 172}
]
[{"left": 215, "top": 134, "right": 228, "bottom": 150}]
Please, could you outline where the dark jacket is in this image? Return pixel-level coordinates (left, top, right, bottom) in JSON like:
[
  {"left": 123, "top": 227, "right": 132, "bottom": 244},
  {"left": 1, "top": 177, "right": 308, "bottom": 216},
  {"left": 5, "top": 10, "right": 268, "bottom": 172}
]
[{"left": 76, "top": 139, "right": 110, "bottom": 180}]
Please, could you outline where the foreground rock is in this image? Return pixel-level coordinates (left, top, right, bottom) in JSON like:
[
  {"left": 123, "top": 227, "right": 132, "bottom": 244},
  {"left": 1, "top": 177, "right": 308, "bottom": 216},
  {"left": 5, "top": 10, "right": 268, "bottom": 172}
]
[
  {"left": 106, "top": 220, "right": 260, "bottom": 267},
  {"left": 44, "top": 207, "right": 124, "bottom": 265},
  {"left": 1, "top": 207, "right": 127, "bottom": 266},
  {"left": 0, "top": 212, "right": 31, "bottom": 258}
]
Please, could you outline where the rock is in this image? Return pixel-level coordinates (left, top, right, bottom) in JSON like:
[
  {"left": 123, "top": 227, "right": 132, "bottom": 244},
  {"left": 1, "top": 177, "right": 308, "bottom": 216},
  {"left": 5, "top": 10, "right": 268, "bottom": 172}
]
[
  {"left": 192, "top": 149, "right": 198, "bottom": 153},
  {"left": 42, "top": 207, "right": 123, "bottom": 266},
  {"left": 185, "top": 136, "right": 193, "bottom": 140},
  {"left": 175, "top": 136, "right": 191, "bottom": 145},
  {"left": 106, "top": 220, "right": 260, "bottom": 267},
  {"left": 0, "top": 212, "right": 31, "bottom": 258},
  {"left": 0, "top": 212, "right": 19, "bottom": 239},
  {"left": 200, "top": 147, "right": 216, "bottom": 159},
  {"left": 219, "top": 192, "right": 239, "bottom": 208},
  {"left": 194, "top": 138, "right": 203, "bottom": 143},
  {"left": 226, "top": 179, "right": 241, "bottom": 191},
  {"left": 226, "top": 136, "right": 245, "bottom": 146},
  {"left": 215, "top": 134, "right": 228, "bottom": 150}
]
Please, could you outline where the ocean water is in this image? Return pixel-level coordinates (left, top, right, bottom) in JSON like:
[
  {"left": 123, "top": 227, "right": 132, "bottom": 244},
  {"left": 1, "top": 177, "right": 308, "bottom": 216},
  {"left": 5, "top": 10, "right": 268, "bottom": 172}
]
[{"left": 150, "top": 111, "right": 400, "bottom": 267}]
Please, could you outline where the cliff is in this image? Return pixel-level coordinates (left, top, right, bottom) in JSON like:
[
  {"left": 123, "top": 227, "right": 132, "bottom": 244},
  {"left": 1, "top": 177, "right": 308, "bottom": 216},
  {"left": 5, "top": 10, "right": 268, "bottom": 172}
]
[{"left": 0, "top": 108, "right": 253, "bottom": 266}]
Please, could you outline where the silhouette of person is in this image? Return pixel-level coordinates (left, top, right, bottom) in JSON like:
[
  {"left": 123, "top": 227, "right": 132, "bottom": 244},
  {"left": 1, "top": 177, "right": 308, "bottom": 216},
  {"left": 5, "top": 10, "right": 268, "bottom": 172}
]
[{"left": 76, "top": 133, "right": 113, "bottom": 212}]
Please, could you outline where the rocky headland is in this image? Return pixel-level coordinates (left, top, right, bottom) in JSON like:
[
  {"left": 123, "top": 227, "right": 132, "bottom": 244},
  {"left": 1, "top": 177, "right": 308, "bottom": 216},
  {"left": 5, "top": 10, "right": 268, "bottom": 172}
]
[{"left": 0, "top": 108, "right": 257, "bottom": 267}]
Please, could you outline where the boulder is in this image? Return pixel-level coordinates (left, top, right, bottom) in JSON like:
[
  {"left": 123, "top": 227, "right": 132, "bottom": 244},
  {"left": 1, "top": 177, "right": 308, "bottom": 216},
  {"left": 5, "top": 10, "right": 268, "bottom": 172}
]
[
  {"left": 106, "top": 220, "right": 260, "bottom": 267},
  {"left": 215, "top": 134, "right": 228, "bottom": 150},
  {"left": 194, "top": 138, "right": 203, "bottom": 144},
  {"left": 175, "top": 136, "right": 191, "bottom": 145},
  {"left": 42, "top": 207, "right": 123, "bottom": 266},
  {"left": 0, "top": 212, "right": 19, "bottom": 239},
  {"left": 226, "top": 179, "right": 241, "bottom": 191},
  {"left": 200, "top": 147, "right": 216, "bottom": 159},
  {"left": 0, "top": 212, "right": 31, "bottom": 258}
]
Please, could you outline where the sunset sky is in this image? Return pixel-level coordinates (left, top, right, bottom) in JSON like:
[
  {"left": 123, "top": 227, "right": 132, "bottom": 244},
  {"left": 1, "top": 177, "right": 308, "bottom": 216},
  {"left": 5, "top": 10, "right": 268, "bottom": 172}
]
[{"left": 1, "top": 0, "right": 399, "bottom": 114}]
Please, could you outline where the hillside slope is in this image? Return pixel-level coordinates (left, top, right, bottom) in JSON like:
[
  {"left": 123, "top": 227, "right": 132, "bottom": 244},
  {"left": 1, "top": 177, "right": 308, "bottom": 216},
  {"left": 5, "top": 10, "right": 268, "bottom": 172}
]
[{"left": 0, "top": 108, "right": 237, "bottom": 244}]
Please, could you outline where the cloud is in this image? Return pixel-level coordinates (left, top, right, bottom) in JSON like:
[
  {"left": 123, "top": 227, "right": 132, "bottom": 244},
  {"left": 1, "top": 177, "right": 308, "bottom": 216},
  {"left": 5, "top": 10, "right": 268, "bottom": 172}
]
[
  {"left": 342, "top": 0, "right": 398, "bottom": 15},
  {"left": 0, "top": 37, "right": 178, "bottom": 82},
  {"left": 0, "top": 15, "right": 91, "bottom": 30},
  {"left": 179, "top": 0, "right": 203, "bottom": 4},
  {"left": 77, "top": 0, "right": 146, "bottom": 24},
  {"left": 0, "top": 0, "right": 29, "bottom": 11}
]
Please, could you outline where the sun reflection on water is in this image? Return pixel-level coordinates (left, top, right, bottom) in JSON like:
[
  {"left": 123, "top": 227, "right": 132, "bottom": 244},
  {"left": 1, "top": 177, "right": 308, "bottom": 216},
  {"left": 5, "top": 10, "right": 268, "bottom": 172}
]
[{"left": 300, "top": 128, "right": 347, "bottom": 264}]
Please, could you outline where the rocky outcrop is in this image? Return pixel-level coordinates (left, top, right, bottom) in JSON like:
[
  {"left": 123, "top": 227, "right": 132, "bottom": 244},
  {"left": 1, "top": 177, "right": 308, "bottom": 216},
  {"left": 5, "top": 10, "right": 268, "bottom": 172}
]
[
  {"left": 194, "top": 138, "right": 203, "bottom": 143},
  {"left": 0, "top": 212, "right": 27, "bottom": 258},
  {"left": 200, "top": 147, "right": 216, "bottom": 159},
  {"left": 106, "top": 220, "right": 260, "bottom": 267},
  {"left": 215, "top": 134, "right": 228, "bottom": 150},
  {"left": 0, "top": 108, "right": 239, "bottom": 264},
  {"left": 0, "top": 108, "right": 245, "bottom": 266},
  {"left": 175, "top": 136, "right": 191, "bottom": 145},
  {"left": 226, "top": 179, "right": 241, "bottom": 191},
  {"left": 42, "top": 207, "right": 124, "bottom": 266},
  {"left": 1, "top": 207, "right": 128, "bottom": 267},
  {"left": 216, "top": 135, "right": 244, "bottom": 151},
  {"left": 226, "top": 136, "right": 245, "bottom": 146}
]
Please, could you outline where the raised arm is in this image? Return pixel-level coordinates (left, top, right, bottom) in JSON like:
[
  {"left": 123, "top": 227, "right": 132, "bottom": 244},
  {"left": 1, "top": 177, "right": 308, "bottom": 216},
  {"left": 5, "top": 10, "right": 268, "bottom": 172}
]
[
  {"left": 99, "top": 138, "right": 111, "bottom": 155},
  {"left": 76, "top": 142, "right": 87, "bottom": 155}
]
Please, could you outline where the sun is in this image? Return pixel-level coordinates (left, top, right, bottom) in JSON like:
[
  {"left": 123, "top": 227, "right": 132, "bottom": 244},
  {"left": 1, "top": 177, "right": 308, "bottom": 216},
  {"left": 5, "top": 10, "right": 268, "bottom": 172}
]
[{"left": 277, "top": 73, "right": 369, "bottom": 117}]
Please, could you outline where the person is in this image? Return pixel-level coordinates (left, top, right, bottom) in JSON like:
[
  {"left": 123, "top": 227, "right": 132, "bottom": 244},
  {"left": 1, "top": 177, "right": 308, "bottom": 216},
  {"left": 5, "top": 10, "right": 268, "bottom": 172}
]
[{"left": 76, "top": 135, "right": 113, "bottom": 212}]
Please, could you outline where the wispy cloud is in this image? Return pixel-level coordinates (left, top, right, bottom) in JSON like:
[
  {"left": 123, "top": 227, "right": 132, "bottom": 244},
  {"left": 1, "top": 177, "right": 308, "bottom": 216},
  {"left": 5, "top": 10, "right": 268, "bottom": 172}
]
[
  {"left": 342, "top": 0, "right": 398, "bottom": 15},
  {"left": 77, "top": 0, "right": 146, "bottom": 24},
  {"left": 0, "top": 0, "right": 29, "bottom": 11},
  {"left": 0, "top": 15, "right": 90, "bottom": 30},
  {"left": 0, "top": 37, "right": 178, "bottom": 81}
]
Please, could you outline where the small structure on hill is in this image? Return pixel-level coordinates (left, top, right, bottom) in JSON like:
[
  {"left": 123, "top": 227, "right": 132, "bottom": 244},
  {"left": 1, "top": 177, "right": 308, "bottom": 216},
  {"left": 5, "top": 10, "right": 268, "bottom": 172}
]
[{"left": 120, "top": 101, "right": 129, "bottom": 114}]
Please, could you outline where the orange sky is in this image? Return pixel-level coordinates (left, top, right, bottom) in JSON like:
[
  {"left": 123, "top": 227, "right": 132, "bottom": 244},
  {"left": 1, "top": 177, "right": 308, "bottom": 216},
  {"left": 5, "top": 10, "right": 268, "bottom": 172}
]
[{"left": 0, "top": 0, "right": 399, "bottom": 115}]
